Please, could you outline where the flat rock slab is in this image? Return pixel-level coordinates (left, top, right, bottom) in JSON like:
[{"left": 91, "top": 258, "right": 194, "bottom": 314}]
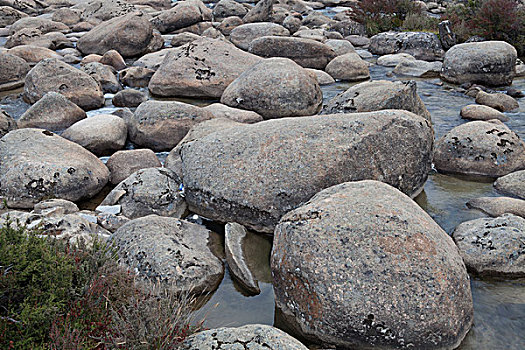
[
  {"left": 271, "top": 180, "right": 473, "bottom": 349},
  {"left": 467, "top": 196, "right": 525, "bottom": 218},
  {"left": 181, "top": 110, "right": 433, "bottom": 232},
  {"left": 225, "top": 222, "right": 260, "bottom": 294},
  {"left": 453, "top": 214, "right": 525, "bottom": 277},
  {"left": 0, "top": 128, "right": 109, "bottom": 209},
  {"left": 112, "top": 215, "right": 224, "bottom": 295}
]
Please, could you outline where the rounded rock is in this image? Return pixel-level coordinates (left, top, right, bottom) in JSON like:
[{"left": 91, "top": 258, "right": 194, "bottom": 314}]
[{"left": 106, "top": 148, "right": 162, "bottom": 185}]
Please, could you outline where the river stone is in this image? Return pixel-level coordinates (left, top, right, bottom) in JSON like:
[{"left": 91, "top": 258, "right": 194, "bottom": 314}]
[
  {"left": 475, "top": 91, "right": 519, "bottom": 112},
  {"left": 80, "top": 0, "right": 137, "bottom": 23},
  {"left": 460, "top": 104, "right": 509, "bottom": 122},
  {"left": 33, "top": 198, "right": 79, "bottom": 215},
  {"left": 243, "top": 0, "right": 272, "bottom": 23},
  {"left": 217, "top": 16, "right": 243, "bottom": 36},
  {"left": 106, "top": 149, "right": 161, "bottom": 185},
  {"left": 229, "top": 22, "right": 290, "bottom": 50},
  {"left": 61, "top": 114, "right": 127, "bottom": 156},
  {"left": 441, "top": 41, "right": 517, "bottom": 87},
  {"left": 324, "top": 39, "right": 355, "bottom": 56},
  {"left": 0, "top": 128, "right": 109, "bottom": 208},
  {"left": 202, "top": 103, "right": 263, "bottom": 123},
  {"left": 282, "top": 14, "right": 301, "bottom": 34},
  {"left": 112, "top": 89, "right": 146, "bottom": 107},
  {"left": 212, "top": 0, "right": 247, "bottom": 21},
  {"left": 392, "top": 60, "right": 442, "bottom": 78},
  {"left": 23, "top": 58, "right": 104, "bottom": 110},
  {"left": 99, "top": 49, "right": 126, "bottom": 71},
  {"left": 248, "top": 36, "right": 337, "bottom": 70},
  {"left": 148, "top": 38, "right": 262, "bottom": 98},
  {"left": 369, "top": 32, "right": 444, "bottom": 61},
  {"left": 101, "top": 167, "right": 186, "bottom": 219},
  {"left": 271, "top": 180, "right": 473, "bottom": 349},
  {"left": 80, "top": 62, "right": 121, "bottom": 94},
  {"left": 128, "top": 100, "right": 213, "bottom": 151},
  {"left": 452, "top": 214, "right": 525, "bottom": 278},
  {"left": 0, "top": 53, "right": 30, "bottom": 91},
  {"left": 169, "top": 32, "right": 200, "bottom": 47},
  {"left": 52, "top": 8, "right": 81, "bottom": 26},
  {"left": 183, "top": 325, "right": 308, "bottom": 350},
  {"left": 307, "top": 68, "right": 335, "bottom": 85},
  {"left": 0, "top": 110, "right": 17, "bottom": 138},
  {"left": 225, "top": 222, "right": 260, "bottom": 294},
  {"left": 467, "top": 197, "right": 525, "bottom": 218},
  {"left": 18, "top": 92, "right": 86, "bottom": 130},
  {"left": 111, "top": 215, "right": 224, "bottom": 294},
  {"left": 6, "top": 30, "right": 72, "bottom": 50},
  {"left": 494, "top": 170, "right": 525, "bottom": 199},
  {"left": 434, "top": 120, "right": 525, "bottom": 177},
  {"left": 181, "top": 110, "right": 433, "bottom": 232},
  {"left": 150, "top": 0, "right": 210, "bottom": 33},
  {"left": 119, "top": 66, "right": 155, "bottom": 87},
  {"left": 322, "top": 80, "right": 431, "bottom": 121},
  {"left": 77, "top": 12, "right": 153, "bottom": 58},
  {"left": 9, "top": 17, "right": 69, "bottom": 35},
  {"left": 376, "top": 53, "right": 416, "bottom": 67},
  {"left": 220, "top": 58, "right": 322, "bottom": 119},
  {"left": 133, "top": 48, "right": 175, "bottom": 71},
  {"left": 0, "top": 6, "right": 27, "bottom": 27},
  {"left": 325, "top": 52, "right": 370, "bottom": 81},
  {"left": 7, "top": 45, "right": 62, "bottom": 65}
]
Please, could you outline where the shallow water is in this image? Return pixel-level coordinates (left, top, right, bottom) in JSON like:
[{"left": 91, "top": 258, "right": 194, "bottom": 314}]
[{"left": 2, "top": 31, "right": 525, "bottom": 350}]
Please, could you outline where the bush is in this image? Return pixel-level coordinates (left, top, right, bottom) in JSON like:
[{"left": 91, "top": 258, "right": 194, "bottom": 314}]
[{"left": 443, "top": 0, "right": 525, "bottom": 56}]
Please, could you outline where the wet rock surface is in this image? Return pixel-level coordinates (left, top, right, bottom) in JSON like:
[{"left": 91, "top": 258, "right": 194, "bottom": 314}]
[
  {"left": 271, "top": 180, "right": 473, "bottom": 349},
  {"left": 453, "top": 214, "right": 525, "bottom": 277},
  {"left": 181, "top": 110, "right": 433, "bottom": 232},
  {"left": 111, "top": 214, "right": 224, "bottom": 295}
]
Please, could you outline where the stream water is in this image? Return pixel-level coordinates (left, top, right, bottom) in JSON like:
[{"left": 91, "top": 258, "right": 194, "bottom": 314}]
[{"left": 1, "top": 30, "right": 525, "bottom": 350}]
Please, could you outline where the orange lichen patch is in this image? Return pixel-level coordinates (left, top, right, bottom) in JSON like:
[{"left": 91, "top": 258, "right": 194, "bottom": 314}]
[
  {"left": 287, "top": 272, "right": 323, "bottom": 320},
  {"left": 379, "top": 232, "right": 437, "bottom": 256}
]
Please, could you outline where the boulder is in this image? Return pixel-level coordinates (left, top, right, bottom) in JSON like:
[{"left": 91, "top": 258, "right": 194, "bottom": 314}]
[
  {"left": 434, "top": 120, "right": 525, "bottom": 177},
  {"left": 392, "top": 60, "right": 442, "bottom": 78},
  {"left": 9, "top": 17, "right": 68, "bottom": 35},
  {"left": 80, "top": 62, "right": 121, "bottom": 93},
  {"left": 150, "top": 0, "right": 209, "bottom": 33},
  {"left": 441, "top": 41, "right": 517, "bottom": 86},
  {"left": 369, "top": 31, "right": 444, "bottom": 61},
  {"left": 243, "top": 0, "right": 272, "bottom": 23},
  {"left": 80, "top": 0, "right": 136, "bottom": 23},
  {"left": 460, "top": 104, "right": 508, "bottom": 122},
  {"left": 183, "top": 325, "right": 308, "bottom": 350},
  {"left": 282, "top": 14, "right": 301, "bottom": 34},
  {"left": 248, "top": 36, "right": 337, "bottom": 70},
  {"left": 0, "top": 53, "right": 30, "bottom": 91},
  {"left": 23, "top": 58, "right": 104, "bottom": 111},
  {"left": 106, "top": 149, "right": 161, "bottom": 185},
  {"left": 112, "top": 89, "right": 147, "bottom": 107},
  {"left": 230, "top": 22, "right": 290, "bottom": 50},
  {"left": 99, "top": 49, "right": 126, "bottom": 71},
  {"left": 452, "top": 214, "right": 525, "bottom": 277},
  {"left": 180, "top": 110, "right": 433, "bottom": 232},
  {"left": 325, "top": 52, "right": 370, "bottom": 81},
  {"left": 220, "top": 58, "right": 322, "bottom": 119},
  {"left": 7, "top": 45, "right": 62, "bottom": 65},
  {"left": 376, "top": 53, "right": 415, "bottom": 67},
  {"left": 101, "top": 167, "right": 186, "bottom": 219},
  {"left": 475, "top": 91, "right": 519, "bottom": 112},
  {"left": 148, "top": 38, "right": 262, "bottom": 98},
  {"left": 324, "top": 39, "right": 355, "bottom": 56},
  {"left": 128, "top": 100, "right": 213, "bottom": 151},
  {"left": 271, "top": 180, "right": 473, "bottom": 349},
  {"left": 217, "top": 16, "right": 243, "bottom": 36},
  {"left": 0, "top": 110, "right": 17, "bottom": 138},
  {"left": 225, "top": 222, "right": 260, "bottom": 294},
  {"left": 111, "top": 215, "right": 224, "bottom": 294},
  {"left": 119, "top": 66, "right": 155, "bottom": 87},
  {"left": 133, "top": 48, "right": 175, "bottom": 71},
  {"left": 322, "top": 80, "right": 431, "bottom": 121},
  {"left": 0, "top": 6, "right": 27, "bottom": 27},
  {"left": 212, "top": 0, "right": 247, "bottom": 21},
  {"left": 467, "top": 197, "right": 525, "bottom": 218},
  {"left": 5, "top": 30, "right": 72, "bottom": 50},
  {"left": 494, "top": 170, "right": 525, "bottom": 199},
  {"left": 202, "top": 103, "right": 263, "bottom": 123},
  {"left": 52, "top": 8, "right": 81, "bottom": 26},
  {"left": 18, "top": 91, "right": 86, "bottom": 130},
  {"left": 61, "top": 114, "right": 127, "bottom": 156},
  {"left": 77, "top": 12, "right": 153, "bottom": 58},
  {"left": 307, "top": 68, "right": 335, "bottom": 85},
  {"left": 0, "top": 128, "right": 109, "bottom": 208}
]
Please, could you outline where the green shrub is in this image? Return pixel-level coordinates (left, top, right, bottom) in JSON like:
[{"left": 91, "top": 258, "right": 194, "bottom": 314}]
[{"left": 401, "top": 13, "right": 440, "bottom": 33}]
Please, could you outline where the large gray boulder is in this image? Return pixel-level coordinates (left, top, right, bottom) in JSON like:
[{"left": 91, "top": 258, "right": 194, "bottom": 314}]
[
  {"left": 101, "top": 167, "right": 186, "bottom": 219},
  {"left": 322, "top": 80, "right": 431, "bottom": 121},
  {"left": 229, "top": 22, "right": 289, "bottom": 50},
  {"left": 475, "top": 90, "right": 519, "bottom": 112},
  {"left": 212, "top": 0, "right": 248, "bottom": 21},
  {"left": 148, "top": 38, "right": 262, "bottom": 98},
  {"left": 220, "top": 58, "right": 322, "bottom": 119},
  {"left": 248, "top": 36, "right": 337, "bottom": 70},
  {"left": 0, "top": 128, "right": 109, "bottom": 208},
  {"left": 369, "top": 32, "right": 444, "bottom": 61},
  {"left": 112, "top": 215, "right": 224, "bottom": 294},
  {"left": 441, "top": 41, "right": 517, "bottom": 86},
  {"left": 0, "top": 6, "right": 27, "bottom": 27},
  {"left": 77, "top": 12, "right": 153, "bottom": 58},
  {"left": 80, "top": 62, "right": 121, "bottom": 94},
  {"left": 243, "top": 0, "right": 272, "bottom": 23},
  {"left": 128, "top": 100, "right": 213, "bottom": 151},
  {"left": 18, "top": 92, "right": 86, "bottom": 131},
  {"left": 80, "top": 0, "right": 137, "bottom": 23},
  {"left": 106, "top": 149, "right": 161, "bottom": 185},
  {"left": 183, "top": 325, "right": 308, "bottom": 350},
  {"left": 9, "top": 17, "right": 68, "bottom": 35},
  {"left": 452, "top": 214, "right": 525, "bottom": 278},
  {"left": 494, "top": 170, "right": 525, "bottom": 199},
  {"left": 150, "top": 0, "right": 210, "bottom": 33},
  {"left": 467, "top": 196, "right": 525, "bottom": 219},
  {"left": 434, "top": 120, "right": 525, "bottom": 177},
  {"left": 325, "top": 52, "right": 370, "bottom": 81},
  {"left": 271, "top": 180, "right": 473, "bottom": 349},
  {"left": 0, "top": 53, "right": 30, "bottom": 91},
  {"left": 180, "top": 110, "right": 433, "bottom": 232},
  {"left": 23, "top": 58, "right": 104, "bottom": 110}
]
